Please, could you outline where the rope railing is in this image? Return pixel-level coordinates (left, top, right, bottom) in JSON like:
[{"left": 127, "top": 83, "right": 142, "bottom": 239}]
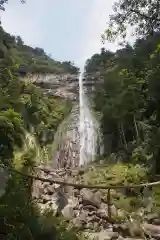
[{"left": 1, "top": 164, "right": 159, "bottom": 220}]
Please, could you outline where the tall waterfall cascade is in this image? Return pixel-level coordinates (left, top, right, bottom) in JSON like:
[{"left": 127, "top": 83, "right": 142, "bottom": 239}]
[
  {"left": 79, "top": 72, "right": 102, "bottom": 166},
  {"left": 50, "top": 72, "right": 103, "bottom": 168}
]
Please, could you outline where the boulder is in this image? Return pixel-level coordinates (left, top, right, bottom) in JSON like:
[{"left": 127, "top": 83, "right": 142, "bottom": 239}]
[
  {"left": 88, "top": 215, "right": 101, "bottom": 223},
  {"left": 117, "top": 237, "right": 124, "bottom": 240},
  {"left": 77, "top": 211, "right": 88, "bottom": 223},
  {"left": 32, "top": 182, "right": 44, "bottom": 199},
  {"left": 54, "top": 183, "right": 61, "bottom": 191},
  {"left": 81, "top": 189, "right": 101, "bottom": 208},
  {"left": 73, "top": 188, "right": 80, "bottom": 197},
  {"left": 110, "top": 205, "right": 117, "bottom": 217},
  {"left": 117, "top": 209, "right": 126, "bottom": 219},
  {"left": 83, "top": 204, "right": 98, "bottom": 212},
  {"left": 42, "top": 194, "right": 53, "bottom": 203},
  {"left": 71, "top": 169, "right": 79, "bottom": 176},
  {"left": 124, "top": 239, "right": 143, "bottom": 240},
  {"left": 79, "top": 169, "right": 85, "bottom": 175},
  {"left": 142, "top": 223, "right": 160, "bottom": 237},
  {"left": 71, "top": 217, "right": 83, "bottom": 229},
  {"left": 85, "top": 231, "right": 118, "bottom": 240},
  {"left": 146, "top": 213, "right": 160, "bottom": 224},
  {"left": 61, "top": 204, "right": 75, "bottom": 220},
  {"left": 113, "top": 223, "right": 130, "bottom": 237},
  {"left": 97, "top": 208, "right": 108, "bottom": 220},
  {"left": 152, "top": 218, "right": 160, "bottom": 226},
  {"left": 57, "top": 192, "right": 68, "bottom": 211},
  {"left": 86, "top": 222, "right": 94, "bottom": 230},
  {"left": 67, "top": 197, "right": 79, "bottom": 211},
  {"left": 47, "top": 184, "right": 55, "bottom": 195},
  {"left": 94, "top": 222, "right": 100, "bottom": 231}
]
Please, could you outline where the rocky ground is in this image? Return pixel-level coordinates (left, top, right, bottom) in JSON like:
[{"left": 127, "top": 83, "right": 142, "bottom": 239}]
[{"left": 32, "top": 166, "right": 160, "bottom": 240}]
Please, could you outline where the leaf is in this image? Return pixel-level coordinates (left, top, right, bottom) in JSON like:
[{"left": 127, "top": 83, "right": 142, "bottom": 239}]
[{"left": 7, "top": 68, "right": 13, "bottom": 79}]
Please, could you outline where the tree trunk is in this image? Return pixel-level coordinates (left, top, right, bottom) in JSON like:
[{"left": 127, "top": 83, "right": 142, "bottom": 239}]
[
  {"left": 118, "top": 124, "right": 123, "bottom": 146},
  {"left": 134, "top": 115, "right": 139, "bottom": 143},
  {"left": 120, "top": 122, "right": 127, "bottom": 149}
]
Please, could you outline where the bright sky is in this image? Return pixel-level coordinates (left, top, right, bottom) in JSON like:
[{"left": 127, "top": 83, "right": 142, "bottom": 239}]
[{"left": 1, "top": 0, "right": 119, "bottom": 67}]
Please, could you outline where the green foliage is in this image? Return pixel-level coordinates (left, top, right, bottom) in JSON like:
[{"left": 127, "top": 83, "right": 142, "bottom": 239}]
[
  {"left": 0, "top": 71, "right": 74, "bottom": 239},
  {"left": 82, "top": 163, "right": 148, "bottom": 212},
  {"left": 83, "top": 163, "right": 148, "bottom": 186},
  {"left": 0, "top": 58, "right": 75, "bottom": 240},
  {"left": 0, "top": 9, "right": 75, "bottom": 239},
  {"left": 0, "top": 26, "right": 79, "bottom": 75},
  {"left": 0, "top": 172, "right": 79, "bottom": 240},
  {"left": 0, "top": 109, "right": 24, "bottom": 163},
  {"left": 85, "top": 3, "right": 160, "bottom": 215},
  {"left": 85, "top": 32, "right": 160, "bottom": 174},
  {"left": 103, "top": 0, "right": 160, "bottom": 42}
]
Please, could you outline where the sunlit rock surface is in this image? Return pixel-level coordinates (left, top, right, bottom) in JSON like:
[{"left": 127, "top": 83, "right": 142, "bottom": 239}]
[
  {"left": 51, "top": 105, "right": 80, "bottom": 168},
  {"left": 25, "top": 73, "right": 79, "bottom": 100}
]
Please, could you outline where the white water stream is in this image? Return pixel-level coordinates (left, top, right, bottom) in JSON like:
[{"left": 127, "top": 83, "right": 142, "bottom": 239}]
[
  {"left": 43, "top": 72, "right": 102, "bottom": 168},
  {"left": 79, "top": 72, "right": 101, "bottom": 166}
]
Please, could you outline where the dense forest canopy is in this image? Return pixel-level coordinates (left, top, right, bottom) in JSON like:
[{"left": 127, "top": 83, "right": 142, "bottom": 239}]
[
  {"left": 0, "top": 2, "right": 79, "bottom": 239},
  {"left": 85, "top": 1, "right": 160, "bottom": 175},
  {"left": 103, "top": 0, "right": 160, "bottom": 42}
]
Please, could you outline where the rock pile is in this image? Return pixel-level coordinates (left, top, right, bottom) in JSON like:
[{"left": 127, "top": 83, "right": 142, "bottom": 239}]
[{"left": 32, "top": 167, "right": 160, "bottom": 240}]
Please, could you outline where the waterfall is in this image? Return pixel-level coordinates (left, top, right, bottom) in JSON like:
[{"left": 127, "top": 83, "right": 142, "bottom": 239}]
[
  {"left": 79, "top": 72, "right": 101, "bottom": 166},
  {"left": 50, "top": 72, "right": 102, "bottom": 168}
]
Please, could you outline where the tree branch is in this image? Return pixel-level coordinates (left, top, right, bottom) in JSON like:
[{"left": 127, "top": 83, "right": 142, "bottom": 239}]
[{"left": 130, "top": 9, "right": 160, "bottom": 22}]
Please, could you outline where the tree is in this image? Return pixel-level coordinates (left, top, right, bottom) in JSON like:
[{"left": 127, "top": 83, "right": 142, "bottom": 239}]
[
  {"left": 0, "top": 0, "right": 25, "bottom": 11},
  {"left": 85, "top": 31, "right": 160, "bottom": 167},
  {"left": 103, "top": 0, "right": 160, "bottom": 42},
  {"left": 16, "top": 36, "right": 24, "bottom": 45}
]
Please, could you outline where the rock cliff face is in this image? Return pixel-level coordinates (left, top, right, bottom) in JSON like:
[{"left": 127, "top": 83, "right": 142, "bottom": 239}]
[
  {"left": 51, "top": 105, "right": 80, "bottom": 168},
  {"left": 25, "top": 73, "right": 79, "bottom": 100},
  {"left": 23, "top": 73, "right": 103, "bottom": 169},
  {"left": 24, "top": 72, "right": 104, "bottom": 101}
]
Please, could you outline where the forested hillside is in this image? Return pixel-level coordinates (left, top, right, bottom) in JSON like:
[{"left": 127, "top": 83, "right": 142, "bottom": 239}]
[
  {"left": 85, "top": 5, "right": 160, "bottom": 175},
  {"left": 0, "top": 2, "right": 79, "bottom": 239},
  {"left": 0, "top": 32, "right": 77, "bottom": 239},
  {"left": 0, "top": 26, "right": 79, "bottom": 75}
]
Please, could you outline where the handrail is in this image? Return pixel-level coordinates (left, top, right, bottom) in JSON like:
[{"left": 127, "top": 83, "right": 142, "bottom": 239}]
[
  {"left": 1, "top": 164, "right": 160, "bottom": 189},
  {"left": 1, "top": 164, "right": 158, "bottom": 220}
]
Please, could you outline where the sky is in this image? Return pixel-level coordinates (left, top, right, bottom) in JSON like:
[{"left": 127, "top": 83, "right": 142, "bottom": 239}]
[{"left": 1, "top": 0, "right": 119, "bottom": 67}]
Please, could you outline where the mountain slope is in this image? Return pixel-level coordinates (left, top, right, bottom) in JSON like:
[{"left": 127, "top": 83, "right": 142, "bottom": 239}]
[{"left": 0, "top": 26, "right": 79, "bottom": 74}]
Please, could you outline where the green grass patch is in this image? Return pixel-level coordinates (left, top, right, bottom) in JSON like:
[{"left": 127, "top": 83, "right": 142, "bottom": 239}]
[{"left": 82, "top": 163, "right": 149, "bottom": 213}]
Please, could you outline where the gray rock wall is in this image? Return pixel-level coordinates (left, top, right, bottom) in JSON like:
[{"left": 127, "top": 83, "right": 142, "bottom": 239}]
[{"left": 24, "top": 73, "right": 79, "bottom": 100}]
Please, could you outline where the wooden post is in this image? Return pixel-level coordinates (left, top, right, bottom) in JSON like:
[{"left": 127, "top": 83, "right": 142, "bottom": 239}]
[{"left": 107, "top": 188, "right": 111, "bottom": 220}]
